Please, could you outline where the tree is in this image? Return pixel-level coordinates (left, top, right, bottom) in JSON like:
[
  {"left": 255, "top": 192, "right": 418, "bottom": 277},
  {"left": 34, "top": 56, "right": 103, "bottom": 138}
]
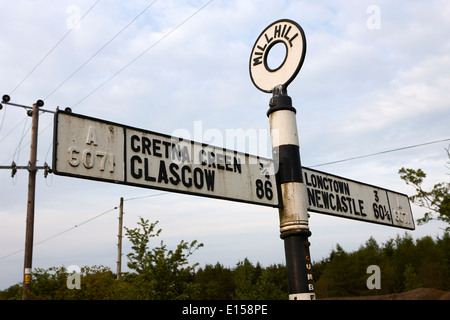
[
  {"left": 399, "top": 146, "right": 450, "bottom": 230},
  {"left": 124, "top": 217, "right": 203, "bottom": 299}
]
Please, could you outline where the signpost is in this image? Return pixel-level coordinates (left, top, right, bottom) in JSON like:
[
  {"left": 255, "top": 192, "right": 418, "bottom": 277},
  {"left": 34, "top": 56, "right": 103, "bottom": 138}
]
[
  {"left": 53, "top": 111, "right": 280, "bottom": 208},
  {"left": 248, "top": 19, "right": 414, "bottom": 300},
  {"left": 47, "top": 18, "right": 415, "bottom": 301},
  {"left": 302, "top": 167, "right": 414, "bottom": 230},
  {"left": 250, "top": 19, "right": 315, "bottom": 300}
]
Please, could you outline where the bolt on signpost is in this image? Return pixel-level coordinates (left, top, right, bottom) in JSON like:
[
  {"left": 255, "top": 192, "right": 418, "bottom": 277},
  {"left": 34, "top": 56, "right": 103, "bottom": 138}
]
[{"left": 250, "top": 19, "right": 315, "bottom": 300}]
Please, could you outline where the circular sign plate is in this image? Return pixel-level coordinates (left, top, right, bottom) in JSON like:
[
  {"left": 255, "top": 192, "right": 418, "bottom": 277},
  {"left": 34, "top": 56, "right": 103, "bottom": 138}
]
[{"left": 249, "top": 19, "right": 306, "bottom": 93}]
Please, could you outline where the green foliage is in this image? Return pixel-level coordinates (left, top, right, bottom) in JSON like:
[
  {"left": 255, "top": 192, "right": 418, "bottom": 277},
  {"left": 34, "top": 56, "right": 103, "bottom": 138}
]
[
  {"left": 1, "top": 217, "right": 448, "bottom": 300},
  {"left": 313, "top": 232, "right": 450, "bottom": 298},
  {"left": 399, "top": 147, "right": 450, "bottom": 230},
  {"left": 123, "top": 217, "right": 203, "bottom": 299}
]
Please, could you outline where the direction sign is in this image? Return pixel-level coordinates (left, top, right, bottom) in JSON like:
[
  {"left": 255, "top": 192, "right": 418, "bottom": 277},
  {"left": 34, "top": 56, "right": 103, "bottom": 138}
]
[
  {"left": 53, "top": 111, "right": 280, "bottom": 207},
  {"left": 249, "top": 19, "right": 306, "bottom": 93},
  {"left": 302, "top": 167, "right": 415, "bottom": 230},
  {"left": 52, "top": 112, "right": 414, "bottom": 228}
]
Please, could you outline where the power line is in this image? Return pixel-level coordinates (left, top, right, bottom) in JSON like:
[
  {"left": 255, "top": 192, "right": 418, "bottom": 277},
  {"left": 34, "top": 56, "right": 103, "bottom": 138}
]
[
  {"left": 124, "top": 192, "right": 167, "bottom": 202},
  {"left": 44, "top": 0, "right": 158, "bottom": 101},
  {"left": 0, "top": 193, "right": 167, "bottom": 260},
  {"left": 9, "top": 0, "right": 101, "bottom": 95},
  {"left": 72, "top": 0, "right": 214, "bottom": 108},
  {"left": 310, "top": 138, "right": 450, "bottom": 168},
  {"left": 0, "top": 115, "right": 28, "bottom": 145},
  {"left": 1, "top": 117, "right": 53, "bottom": 166}
]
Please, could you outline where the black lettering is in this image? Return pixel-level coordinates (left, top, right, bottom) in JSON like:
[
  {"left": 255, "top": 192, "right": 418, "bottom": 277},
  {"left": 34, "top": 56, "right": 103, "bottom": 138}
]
[
  {"left": 283, "top": 25, "right": 292, "bottom": 40},
  {"left": 217, "top": 153, "right": 225, "bottom": 170},
  {"left": 288, "top": 33, "right": 299, "bottom": 47},
  {"left": 322, "top": 191, "right": 330, "bottom": 209},
  {"left": 315, "top": 189, "right": 323, "bottom": 208},
  {"left": 208, "top": 152, "right": 216, "bottom": 168},
  {"left": 304, "top": 172, "right": 312, "bottom": 186},
  {"left": 264, "top": 33, "right": 273, "bottom": 44},
  {"left": 131, "top": 135, "right": 140, "bottom": 152},
  {"left": 307, "top": 188, "right": 315, "bottom": 207},
  {"left": 311, "top": 175, "right": 317, "bottom": 187},
  {"left": 344, "top": 183, "right": 350, "bottom": 196},
  {"left": 330, "top": 193, "right": 336, "bottom": 210},
  {"left": 274, "top": 25, "right": 282, "bottom": 38},
  {"left": 153, "top": 139, "right": 162, "bottom": 157},
  {"left": 341, "top": 196, "right": 348, "bottom": 212},
  {"left": 157, "top": 160, "right": 168, "bottom": 183},
  {"left": 333, "top": 181, "right": 339, "bottom": 193},
  {"left": 253, "top": 54, "right": 263, "bottom": 66},
  {"left": 322, "top": 177, "right": 329, "bottom": 190},
  {"left": 352, "top": 198, "right": 360, "bottom": 215},
  {"left": 181, "top": 146, "right": 190, "bottom": 163},
  {"left": 172, "top": 144, "right": 181, "bottom": 161},
  {"left": 169, "top": 163, "right": 180, "bottom": 185},
  {"left": 144, "top": 158, "right": 156, "bottom": 182},
  {"left": 225, "top": 155, "right": 233, "bottom": 171},
  {"left": 193, "top": 167, "right": 204, "bottom": 189},
  {"left": 130, "top": 155, "right": 142, "bottom": 179},
  {"left": 338, "top": 182, "right": 346, "bottom": 195},
  {"left": 317, "top": 175, "right": 324, "bottom": 190},
  {"left": 336, "top": 195, "right": 342, "bottom": 212},
  {"left": 233, "top": 157, "right": 241, "bottom": 174},
  {"left": 181, "top": 165, "right": 192, "bottom": 187},
  {"left": 359, "top": 200, "right": 366, "bottom": 217},
  {"left": 345, "top": 197, "right": 352, "bottom": 214},
  {"left": 199, "top": 150, "right": 207, "bottom": 165},
  {"left": 142, "top": 137, "right": 151, "bottom": 155},
  {"left": 281, "top": 24, "right": 287, "bottom": 38},
  {"left": 204, "top": 169, "right": 215, "bottom": 191},
  {"left": 162, "top": 141, "right": 171, "bottom": 158}
]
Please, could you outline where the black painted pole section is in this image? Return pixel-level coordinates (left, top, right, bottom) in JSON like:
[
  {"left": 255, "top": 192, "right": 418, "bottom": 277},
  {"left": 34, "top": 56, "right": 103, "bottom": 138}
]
[{"left": 268, "top": 86, "right": 315, "bottom": 300}]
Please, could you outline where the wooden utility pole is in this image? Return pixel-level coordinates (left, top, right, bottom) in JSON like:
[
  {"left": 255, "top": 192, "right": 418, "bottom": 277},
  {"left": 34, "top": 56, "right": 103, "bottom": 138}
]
[
  {"left": 22, "top": 100, "right": 43, "bottom": 300},
  {"left": 116, "top": 197, "right": 124, "bottom": 280}
]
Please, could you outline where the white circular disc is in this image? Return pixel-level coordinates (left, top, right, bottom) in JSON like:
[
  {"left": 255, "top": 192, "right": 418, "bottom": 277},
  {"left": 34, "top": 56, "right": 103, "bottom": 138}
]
[{"left": 249, "top": 19, "right": 306, "bottom": 93}]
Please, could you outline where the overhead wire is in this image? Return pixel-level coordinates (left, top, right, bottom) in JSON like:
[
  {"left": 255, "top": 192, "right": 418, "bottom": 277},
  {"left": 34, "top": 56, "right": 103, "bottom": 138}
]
[
  {"left": 1, "top": 136, "right": 448, "bottom": 260},
  {"left": 44, "top": 0, "right": 158, "bottom": 101},
  {"left": 71, "top": 0, "right": 214, "bottom": 108},
  {"left": 0, "top": 193, "right": 167, "bottom": 260},
  {"left": 0, "top": 115, "right": 28, "bottom": 145},
  {"left": 9, "top": 0, "right": 101, "bottom": 96},
  {"left": 0, "top": 113, "right": 53, "bottom": 166},
  {"left": 310, "top": 138, "right": 450, "bottom": 168}
]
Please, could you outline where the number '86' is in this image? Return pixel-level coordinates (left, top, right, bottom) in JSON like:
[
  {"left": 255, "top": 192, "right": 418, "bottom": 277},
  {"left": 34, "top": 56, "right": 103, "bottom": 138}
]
[{"left": 255, "top": 179, "right": 273, "bottom": 200}]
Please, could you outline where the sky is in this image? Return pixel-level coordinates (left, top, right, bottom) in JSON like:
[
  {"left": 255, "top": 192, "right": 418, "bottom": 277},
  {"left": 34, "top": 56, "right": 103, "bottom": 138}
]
[{"left": 1, "top": 0, "right": 449, "bottom": 291}]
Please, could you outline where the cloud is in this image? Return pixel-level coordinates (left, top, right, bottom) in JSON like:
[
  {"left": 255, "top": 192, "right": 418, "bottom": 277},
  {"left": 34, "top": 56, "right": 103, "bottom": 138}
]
[
  {"left": 341, "top": 54, "right": 450, "bottom": 134},
  {"left": 1, "top": 0, "right": 449, "bottom": 291}
]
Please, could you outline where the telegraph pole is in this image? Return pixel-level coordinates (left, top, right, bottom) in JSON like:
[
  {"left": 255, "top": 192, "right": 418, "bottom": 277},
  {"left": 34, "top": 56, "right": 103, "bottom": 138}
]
[
  {"left": 1, "top": 95, "right": 53, "bottom": 299},
  {"left": 22, "top": 99, "right": 43, "bottom": 300},
  {"left": 116, "top": 197, "right": 124, "bottom": 280}
]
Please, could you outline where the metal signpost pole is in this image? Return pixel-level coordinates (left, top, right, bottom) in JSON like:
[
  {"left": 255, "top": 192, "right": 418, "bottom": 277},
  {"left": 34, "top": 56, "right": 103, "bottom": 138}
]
[
  {"left": 250, "top": 19, "right": 314, "bottom": 299},
  {"left": 268, "top": 86, "right": 315, "bottom": 300}
]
